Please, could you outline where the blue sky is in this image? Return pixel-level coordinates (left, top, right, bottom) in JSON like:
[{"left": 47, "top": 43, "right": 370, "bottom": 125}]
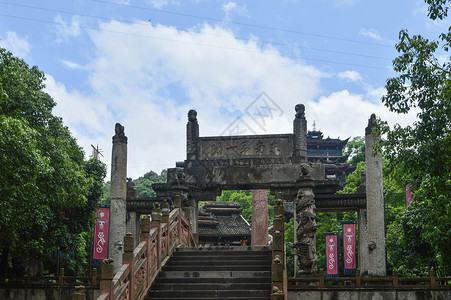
[{"left": 1, "top": 0, "right": 449, "bottom": 178}]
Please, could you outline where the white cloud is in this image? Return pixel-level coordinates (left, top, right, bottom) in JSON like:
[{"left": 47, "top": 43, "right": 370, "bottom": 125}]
[
  {"left": 0, "top": 31, "right": 31, "bottom": 58},
  {"left": 59, "top": 59, "right": 85, "bottom": 70},
  {"left": 54, "top": 14, "right": 82, "bottom": 43},
  {"left": 45, "top": 21, "right": 324, "bottom": 178},
  {"left": 44, "top": 20, "right": 417, "bottom": 180},
  {"left": 338, "top": 70, "right": 362, "bottom": 82},
  {"left": 222, "top": 2, "right": 249, "bottom": 21},
  {"left": 147, "top": 0, "right": 180, "bottom": 9},
  {"left": 148, "top": 0, "right": 168, "bottom": 8},
  {"left": 306, "top": 90, "right": 418, "bottom": 139},
  {"left": 359, "top": 28, "right": 382, "bottom": 41}
]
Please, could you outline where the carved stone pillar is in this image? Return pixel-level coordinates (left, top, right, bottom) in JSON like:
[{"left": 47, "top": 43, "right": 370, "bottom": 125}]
[
  {"left": 357, "top": 170, "right": 369, "bottom": 275},
  {"left": 186, "top": 109, "right": 199, "bottom": 160},
  {"left": 365, "top": 114, "right": 386, "bottom": 276},
  {"left": 294, "top": 174, "right": 317, "bottom": 276},
  {"left": 126, "top": 178, "right": 139, "bottom": 248},
  {"left": 108, "top": 123, "right": 127, "bottom": 273},
  {"left": 358, "top": 208, "right": 368, "bottom": 275},
  {"left": 293, "top": 104, "right": 307, "bottom": 160},
  {"left": 251, "top": 189, "right": 269, "bottom": 246}
]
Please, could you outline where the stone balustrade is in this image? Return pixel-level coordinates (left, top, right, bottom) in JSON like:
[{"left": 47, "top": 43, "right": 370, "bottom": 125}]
[{"left": 97, "top": 195, "right": 196, "bottom": 300}]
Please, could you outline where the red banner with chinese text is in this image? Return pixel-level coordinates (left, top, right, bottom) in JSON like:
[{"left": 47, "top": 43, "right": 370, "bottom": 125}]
[
  {"left": 325, "top": 233, "right": 338, "bottom": 277},
  {"left": 93, "top": 207, "right": 109, "bottom": 260},
  {"left": 342, "top": 222, "right": 356, "bottom": 274}
]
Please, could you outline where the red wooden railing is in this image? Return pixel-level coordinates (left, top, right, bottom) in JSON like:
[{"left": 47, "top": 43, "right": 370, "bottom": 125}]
[{"left": 97, "top": 195, "right": 196, "bottom": 300}]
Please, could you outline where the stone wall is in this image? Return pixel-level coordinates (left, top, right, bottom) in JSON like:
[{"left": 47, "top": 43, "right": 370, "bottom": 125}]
[
  {"left": 0, "top": 286, "right": 99, "bottom": 300},
  {"left": 288, "top": 288, "right": 451, "bottom": 300}
]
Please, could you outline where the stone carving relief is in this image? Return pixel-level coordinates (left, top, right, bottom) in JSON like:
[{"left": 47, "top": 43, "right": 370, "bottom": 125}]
[
  {"left": 292, "top": 188, "right": 317, "bottom": 275},
  {"left": 200, "top": 138, "right": 291, "bottom": 159}
]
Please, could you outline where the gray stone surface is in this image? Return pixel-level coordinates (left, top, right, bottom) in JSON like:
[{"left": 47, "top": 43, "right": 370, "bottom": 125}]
[
  {"left": 398, "top": 290, "right": 433, "bottom": 300},
  {"left": 186, "top": 109, "right": 199, "bottom": 160},
  {"left": 358, "top": 208, "right": 369, "bottom": 275},
  {"left": 288, "top": 290, "right": 321, "bottom": 300},
  {"left": 288, "top": 289, "right": 451, "bottom": 300},
  {"left": 360, "top": 291, "right": 395, "bottom": 300},
  {"left": 0, "top": 287, "right": 99, "bottom": 300},
  {"left": 108, "top": 123, "right": 128, "bottom": 273},
  {"left": 365, "top": 114, "right": 386, "bottom": 276},
  {"left": 293, "top": 104, "right": 307, "bottom": 159},
  {"left": 182, "top": 106, "right": 310, "bottom": 191}
]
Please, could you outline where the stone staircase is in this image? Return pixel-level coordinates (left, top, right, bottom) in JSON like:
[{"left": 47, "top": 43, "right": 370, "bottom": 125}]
[{"left": 146, "top": 246, "right": 272, "bottom": 299}]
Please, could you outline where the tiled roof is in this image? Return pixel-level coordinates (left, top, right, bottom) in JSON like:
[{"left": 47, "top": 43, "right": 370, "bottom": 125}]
[
  {"left": 203, "top": 202, "right": 241, "bottom": 208},
  {"left": 198, "top": 215, "right": 250, "bottom": 237}
]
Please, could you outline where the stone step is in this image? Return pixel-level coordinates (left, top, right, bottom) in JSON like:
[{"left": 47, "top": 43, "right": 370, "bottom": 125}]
[
  {"left": 163, "top": 265, "right": 271, "bottom": 272},
  {"left": 147, "top": 247, "right": 272, "bottom": 300},
  {"left": 152, "top": 282, "right": 271, "bottom": 291},
  {"left": 156, "top": 277, "right": 271, "bottom": 284},
  {"left": 170, "top": 255, "right": 271, "bottom": 261},
  {"left": 146, "top": 297, "right": 269, "bottom": 300},
  {"left": 167, "top": 259, "right": 270, "bottom": 266},
  {"left": 158, "top": 270, "right": 271, "bottom": 279},
  {"left": 176, "top": 246, "right": 271, "bottom": 252},
  {"left": 174, "top": 251, "right": 271, "bottom": 257},
  {"left": 147, "top": 289, "right": 271, "bottom": 298}
]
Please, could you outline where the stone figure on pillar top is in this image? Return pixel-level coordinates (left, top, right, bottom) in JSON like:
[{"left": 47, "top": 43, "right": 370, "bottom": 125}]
[{"left": 188, "top": 109, "right": 198, "bottom": 123}]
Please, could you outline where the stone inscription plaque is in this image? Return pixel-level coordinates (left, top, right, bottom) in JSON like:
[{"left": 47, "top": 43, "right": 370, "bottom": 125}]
[{"left": 199, "top": 135, "right": 292, "bottom": 159}]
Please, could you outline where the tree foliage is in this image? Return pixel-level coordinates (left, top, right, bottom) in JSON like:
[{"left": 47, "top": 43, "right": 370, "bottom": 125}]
[
  {"left": 0, "top": 47, "right": 106, "bottom": 276},
  {"left": 217, "top": 190, "right": 275, "bottom": 224},
  {"left": 101, "top": 170, "right": 168, "bottom": 204},
  {"left": 344, "top": 136, "right": 365, "bottom": 167},
  {"left": 380, "top": 0, "right": 451, "bottom": 273},
  {"left": 134, "top": 170, "right": 167, "bottom": 198}
]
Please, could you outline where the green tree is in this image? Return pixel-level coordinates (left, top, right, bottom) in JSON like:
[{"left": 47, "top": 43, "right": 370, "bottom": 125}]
[
  {"left": 380, "top": 0, "right": 451, "bottom": 273},
  {"left": 217, "top": 190, "right": 275, "bottom": 225},
  {"left": 0, "top": 47, "right": 106, "bottom": 276},
  {"left": 339, "top": 161, "right": 366, "bottom": 194},
  {"left": 134, "top": 170, "right": 167, "bottom": 197},
  {"left": 344, "top": 136, "right": 365, "bottom": 167}
]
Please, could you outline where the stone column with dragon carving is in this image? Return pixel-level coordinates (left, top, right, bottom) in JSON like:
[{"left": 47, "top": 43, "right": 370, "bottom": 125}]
[
  {"left": 291, "top": 104, "right": 317, "bottom": 276},
  {"left": 292, "top": 171, "right": 317, "bottom": 276}
]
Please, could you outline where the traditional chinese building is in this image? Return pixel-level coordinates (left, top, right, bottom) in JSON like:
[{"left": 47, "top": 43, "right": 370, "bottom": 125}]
[
  {"left": 198, "top": 202, "right": 251, "bottom": 246},
  {"left": 307, "top": 129, "right": 354, "bottom": 187}
]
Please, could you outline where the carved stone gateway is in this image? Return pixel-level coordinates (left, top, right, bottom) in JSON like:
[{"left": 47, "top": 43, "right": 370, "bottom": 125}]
[
  {"left": 152, "top": 104, "right": 320, "bottom": 266},
  {"left": 176, "top": 104, "right": 321, "bottom": 274},
  {"left": 139, "top": 105, "right": 375, "bottom": 278}
]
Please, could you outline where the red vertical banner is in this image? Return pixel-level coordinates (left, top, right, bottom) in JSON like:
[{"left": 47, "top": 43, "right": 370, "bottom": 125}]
[
  {"left": 93, "top": 207, "right": 110, "bottom": 260},
  {"left": 342, "top": 222, "right": 356, "bottom": 274},
  {"left": 405, "top": 182, "right": 414, "bottom": 207},
  {"left": 325, "top": 233, "right": 338, "bottom": 277}
]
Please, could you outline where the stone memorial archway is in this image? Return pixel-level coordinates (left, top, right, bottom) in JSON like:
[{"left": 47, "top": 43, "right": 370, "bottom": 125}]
[{"left": 111, "top": 104, "right": 386, "bottom": 277}]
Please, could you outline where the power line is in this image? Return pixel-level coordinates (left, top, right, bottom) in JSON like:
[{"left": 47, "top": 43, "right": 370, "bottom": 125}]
[
  {"left": 0, "top": 13, "right": 391, "bottom": 70},
  {"left": 0, "top": 1, "right": 392, "bottom": 61},
  {"left": 89, "top": 0, "right": 394, "bottom": 48}
]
